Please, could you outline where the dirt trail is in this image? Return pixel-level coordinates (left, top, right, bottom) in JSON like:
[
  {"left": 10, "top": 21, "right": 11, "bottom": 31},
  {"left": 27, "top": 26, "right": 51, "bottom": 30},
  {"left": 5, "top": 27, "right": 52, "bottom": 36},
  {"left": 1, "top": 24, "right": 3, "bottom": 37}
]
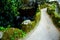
[{"left": 24, "top": 8, "right": 60, "bottom": 40}]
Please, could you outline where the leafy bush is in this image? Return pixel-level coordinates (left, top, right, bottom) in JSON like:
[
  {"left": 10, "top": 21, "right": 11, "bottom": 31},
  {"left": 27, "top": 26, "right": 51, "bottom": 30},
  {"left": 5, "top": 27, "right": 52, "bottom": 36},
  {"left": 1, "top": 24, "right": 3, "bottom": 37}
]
[
  {"left": 0, "top": 0, "right": 23, "bottom": 28},
  {"left": 47, "top": 1, "right": 60, "bottom": 28},
  {"left": 1, "top": 28, "right": 26, "bottom": 40}
]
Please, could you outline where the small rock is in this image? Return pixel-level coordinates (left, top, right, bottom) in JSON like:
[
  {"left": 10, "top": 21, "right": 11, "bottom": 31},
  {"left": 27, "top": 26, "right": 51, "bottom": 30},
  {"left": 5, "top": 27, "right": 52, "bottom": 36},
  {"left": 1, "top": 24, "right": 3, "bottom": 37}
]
[
  {"left": 0, "top": 32, "right": 3, "bottom": 39},
  {"left": 22, "top": 20, "right": 32, "bottom": 25},
  {"left": 21, "top": 20, "right": 32, "bottom": 32}
]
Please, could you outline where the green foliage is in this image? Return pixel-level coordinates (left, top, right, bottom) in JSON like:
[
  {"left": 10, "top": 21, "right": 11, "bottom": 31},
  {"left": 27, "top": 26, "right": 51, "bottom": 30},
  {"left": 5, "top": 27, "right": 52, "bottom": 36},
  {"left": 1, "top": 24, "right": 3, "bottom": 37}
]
[
  {"left": 1, "top": 28, "right": 26, "bottom": 40},
  {"left": 0, "top": 0, "right": 23, "bottom": 27},
  {"left": 48, "top": 4, "right": 56, "bottom": 11},
  {"left": 47, "top": 2, "right": 60, "bottom": 28},
  {"left": 54, "top": 12, "right": 60, "bottom": 18},
  {"left": 3, "top": 0, "right": 23, "bottom": 16},
  {"left": 40, "top": 2, "right": 48, "bottom": 9},
  {"left": 35, "top": 6, "right": 41, "bottom": 23},
  {"left": 0, "top": 0, "right": 27, "bottom": 39},
  {"left": 0, "top": 26, "right": 5, "bottom": 31}
]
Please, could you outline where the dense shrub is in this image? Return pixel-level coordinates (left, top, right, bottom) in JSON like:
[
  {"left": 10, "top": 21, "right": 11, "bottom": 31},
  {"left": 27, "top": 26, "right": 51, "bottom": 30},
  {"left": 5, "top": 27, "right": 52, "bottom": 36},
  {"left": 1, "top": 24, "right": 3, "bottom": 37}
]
[{"left": 0, "top": 0, "right": 23, "bottom": 28}]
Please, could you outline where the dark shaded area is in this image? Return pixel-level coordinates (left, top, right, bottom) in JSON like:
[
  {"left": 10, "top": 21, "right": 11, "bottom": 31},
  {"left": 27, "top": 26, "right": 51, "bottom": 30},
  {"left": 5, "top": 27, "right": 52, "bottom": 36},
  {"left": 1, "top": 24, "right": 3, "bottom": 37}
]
[
  {"left": 18, "top": 2, "right": 38, "bottom": 20},
  {"left": 14, "top": 2, "right": 38, "bottom": 29},
  {"left": 0, "top": 0, "right": 38, "bottom": 29}
]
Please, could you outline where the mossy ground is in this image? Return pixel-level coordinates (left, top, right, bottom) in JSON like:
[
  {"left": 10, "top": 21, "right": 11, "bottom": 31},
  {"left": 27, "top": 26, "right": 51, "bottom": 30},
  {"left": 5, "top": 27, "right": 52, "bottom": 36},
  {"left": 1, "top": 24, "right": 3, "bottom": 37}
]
[{"left": 0, "top": 27, "right": 26, "bottom": 40}]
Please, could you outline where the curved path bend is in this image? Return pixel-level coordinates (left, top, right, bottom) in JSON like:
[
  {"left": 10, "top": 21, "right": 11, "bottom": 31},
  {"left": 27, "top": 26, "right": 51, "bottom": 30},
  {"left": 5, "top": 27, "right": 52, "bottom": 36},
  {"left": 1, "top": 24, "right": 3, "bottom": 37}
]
[{"left": 24, "top": 8, "right": 60, "bottom": 40}]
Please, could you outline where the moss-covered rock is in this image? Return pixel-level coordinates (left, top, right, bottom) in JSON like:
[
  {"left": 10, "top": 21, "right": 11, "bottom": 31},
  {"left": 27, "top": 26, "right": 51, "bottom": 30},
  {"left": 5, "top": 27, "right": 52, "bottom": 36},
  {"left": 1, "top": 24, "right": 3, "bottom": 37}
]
[
  {"left": 21, "top": 20, "right": 32, "bottom": 33},
  {"left": 21, "top": 20, "right": 36, "bottom": 33},
  {"left": 1, "top": 28, "right": 26, "bottom": 40}
]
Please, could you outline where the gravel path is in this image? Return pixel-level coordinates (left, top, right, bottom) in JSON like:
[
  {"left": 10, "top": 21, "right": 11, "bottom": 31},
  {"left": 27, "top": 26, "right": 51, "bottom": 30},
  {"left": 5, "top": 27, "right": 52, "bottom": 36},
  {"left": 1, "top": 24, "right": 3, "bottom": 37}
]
[{"left": 24, "top": 8, "right": 60, "bottom": 40}]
